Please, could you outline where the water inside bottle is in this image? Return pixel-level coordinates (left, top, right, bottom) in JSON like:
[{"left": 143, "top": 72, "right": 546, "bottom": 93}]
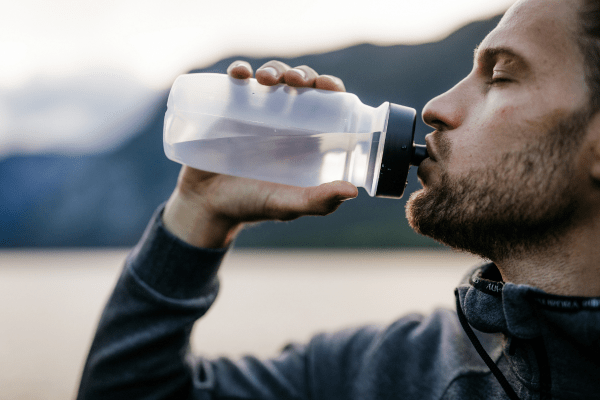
[{"left": 165, "top": 112, "right": 376, "bottom": 188}]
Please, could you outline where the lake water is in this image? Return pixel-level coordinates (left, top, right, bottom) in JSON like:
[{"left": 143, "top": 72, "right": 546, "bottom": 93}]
[{"left": 0, "top": 248, "right": 481, "bottom": 400}]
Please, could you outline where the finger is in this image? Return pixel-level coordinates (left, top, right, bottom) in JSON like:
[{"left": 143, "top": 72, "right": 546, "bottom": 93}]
[
  {"left": 297, "top": 181, "right": 358, "bottom": 218},
  {"left": 255, "top": 60, "right": 291, "bottom": 86},
  {"left": 266, "top": 181, "right": 358, "bottom": 221},
  {"left": 283, "top": 65, "right": 319, "bottom": 88},
  {"left": 227, "top": 60, "right": 253, "bottom": 79},
  {"left": 305, "top": 181, "right": 358, "bottom": 216},
  {"left": 315, "top": 75, "right": 346, "bottom": 92}
]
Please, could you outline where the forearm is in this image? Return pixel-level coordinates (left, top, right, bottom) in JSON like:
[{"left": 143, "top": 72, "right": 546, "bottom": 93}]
[
  {"left": 77, "top": 205, "right": 227, "bottom": 400},
  {"left": 77, "top": 203, "right": 377, "bottom": 400}
]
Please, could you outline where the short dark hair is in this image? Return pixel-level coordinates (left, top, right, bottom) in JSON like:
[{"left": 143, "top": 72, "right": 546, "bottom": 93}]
[{"left": 578, "top": 0, "right": 600, "bottom": 112}]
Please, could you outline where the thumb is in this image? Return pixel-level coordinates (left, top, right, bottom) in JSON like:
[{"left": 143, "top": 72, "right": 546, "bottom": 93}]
[
  {"left": 262, "top": 181, "right": 358, "bottom": 222},
  {"left": 302, "top": 181, "right": 359, "bottom": 216}
]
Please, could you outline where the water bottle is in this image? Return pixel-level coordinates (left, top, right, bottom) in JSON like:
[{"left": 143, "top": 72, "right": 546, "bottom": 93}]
[{"left": 163, "top": 73, "right": 427, "bottom": 198}]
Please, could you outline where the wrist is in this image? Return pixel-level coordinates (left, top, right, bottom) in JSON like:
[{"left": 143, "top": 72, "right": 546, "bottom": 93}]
[{"left": 162, "top": 188, "right": 243, "bottom": 249}]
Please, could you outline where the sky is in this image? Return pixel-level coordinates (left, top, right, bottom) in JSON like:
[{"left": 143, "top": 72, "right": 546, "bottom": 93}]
[{"left": 0, "top": 0, "right": 516, "bottom": 158}]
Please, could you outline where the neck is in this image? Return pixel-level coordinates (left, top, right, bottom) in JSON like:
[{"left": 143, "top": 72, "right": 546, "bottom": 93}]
[{"left": 495, "top": 220, "right": 600, "bottom": 296}]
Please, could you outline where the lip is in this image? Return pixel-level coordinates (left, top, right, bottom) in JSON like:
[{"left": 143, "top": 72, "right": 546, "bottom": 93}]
[
  {"left": 424, "top": 133, "right": 438, "bottom": 162},
  {"left": 416, "top": 159, "right": 431, "bottom": 186}
]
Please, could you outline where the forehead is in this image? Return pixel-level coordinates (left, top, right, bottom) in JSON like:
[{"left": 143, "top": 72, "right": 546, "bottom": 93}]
[{"left": 478, "top": 0, "right": 584, "bottom": 74}]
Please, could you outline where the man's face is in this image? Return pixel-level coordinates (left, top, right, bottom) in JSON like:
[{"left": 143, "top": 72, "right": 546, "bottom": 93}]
[{"left": 406, "top": 0, "right": 594, "bottom": 261}]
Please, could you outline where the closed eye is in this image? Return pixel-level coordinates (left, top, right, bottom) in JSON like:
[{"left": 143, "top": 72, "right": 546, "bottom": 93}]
[{"left": 487, "top": 77, "right": 512, "bottom": 86}]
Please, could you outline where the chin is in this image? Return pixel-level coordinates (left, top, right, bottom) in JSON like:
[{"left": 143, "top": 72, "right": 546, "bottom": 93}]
[{"left": 404, "top": 188, "right": 428, "bottom": 230}]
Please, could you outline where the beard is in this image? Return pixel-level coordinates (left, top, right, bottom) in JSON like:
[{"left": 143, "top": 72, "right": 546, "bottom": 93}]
[{"left": 406, "top": 107, "right": 593, "bottom": 263}]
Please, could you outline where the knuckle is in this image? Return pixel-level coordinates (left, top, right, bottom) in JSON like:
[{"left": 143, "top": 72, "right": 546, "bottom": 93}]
[
  {"left": 293, "top": 66, "right": 317, "bottom": 81},
  {"left": 261, "top": 196, "right": 299, "bottom": 221},
  {"left": 260, "top": 60, "right": 289, "bottom": 72},
  {"left": 294, "top": 64, "right": 309, "bottom": 71}
]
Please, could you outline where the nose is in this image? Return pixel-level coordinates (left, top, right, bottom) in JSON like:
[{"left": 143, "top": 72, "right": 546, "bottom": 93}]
[{"left": 422, "top": 79, "right": 468, "bottom": 131}]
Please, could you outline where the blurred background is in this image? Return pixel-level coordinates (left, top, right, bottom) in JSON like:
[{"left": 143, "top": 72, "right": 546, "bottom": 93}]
[
  {"left": 0, "top": 0, "right": 515, "bottom": 248},
  {"left": 0, "top": 0, "right": 513, "bottom": 398}
]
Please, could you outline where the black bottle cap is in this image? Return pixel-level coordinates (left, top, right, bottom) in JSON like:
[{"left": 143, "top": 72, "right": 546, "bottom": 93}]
[
  {"left": 375, "top": 103, "right": 418, "bottom": 198},
  {"left": 412, "top": 144, "right": 428, "bottom": 166}
]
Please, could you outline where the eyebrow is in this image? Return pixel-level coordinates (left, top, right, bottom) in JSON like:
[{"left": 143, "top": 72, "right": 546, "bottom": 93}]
[{"left": 473, "top": 45, "right": 531, "bottom": 71}]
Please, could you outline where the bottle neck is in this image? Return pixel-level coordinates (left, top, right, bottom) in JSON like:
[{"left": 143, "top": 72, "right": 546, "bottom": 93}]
[
  {"left": 346, "top": 102, "right": 391, "bottom": 195},
  {"left": 351, "top": 102, "right": 389, "bottom": 133}
]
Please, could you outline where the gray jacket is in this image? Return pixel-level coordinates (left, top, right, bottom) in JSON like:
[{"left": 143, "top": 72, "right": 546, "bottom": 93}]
[{"left": 77, "top": 206, "right": 600, "bottom": 399}]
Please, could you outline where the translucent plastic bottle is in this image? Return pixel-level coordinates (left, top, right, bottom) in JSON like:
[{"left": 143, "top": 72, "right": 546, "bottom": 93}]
[{"left": 164, "top": 73, "right": 427, "bottom": 198}]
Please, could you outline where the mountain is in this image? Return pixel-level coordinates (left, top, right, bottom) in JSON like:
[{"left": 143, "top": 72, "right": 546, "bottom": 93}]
[
  {"left": 0, "top": 69, "right": 161, "bottom": 159},
  {"left": 0, "top": 14, "right": 502, "bottom": 248}
]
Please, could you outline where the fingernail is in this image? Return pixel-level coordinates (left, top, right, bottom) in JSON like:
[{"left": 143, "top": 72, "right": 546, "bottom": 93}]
[
  {"left": 291, "top": 68, "right": 306, "bottom": 79},
  {"left": 261, "top": 67, "right": 277, "bottom": 78},
  {"left": 337, "top": 194, "right": 356, "bottom": 201}
]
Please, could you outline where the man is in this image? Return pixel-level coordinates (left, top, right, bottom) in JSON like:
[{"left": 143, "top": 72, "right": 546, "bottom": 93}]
[{"left": 77, "top": 0, "right": 600, "bottom": 398}]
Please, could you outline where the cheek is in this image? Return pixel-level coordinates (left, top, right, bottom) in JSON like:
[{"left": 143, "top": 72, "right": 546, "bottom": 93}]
[{"left": 445, "top": 103, "right": 526, "bottom": 173}]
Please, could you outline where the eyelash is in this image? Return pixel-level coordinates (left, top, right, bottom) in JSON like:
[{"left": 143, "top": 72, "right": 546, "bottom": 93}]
[{"left": 486, "top": 77, "right": 511, "bottom": 86}]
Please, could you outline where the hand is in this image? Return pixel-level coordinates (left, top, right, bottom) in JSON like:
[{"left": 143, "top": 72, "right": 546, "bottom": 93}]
[
  {"left": 227, "top": 60, "right": 346, "bottom": 91},
  {"left": 163, "top": 61, "right": 357, "bottom": 248}
]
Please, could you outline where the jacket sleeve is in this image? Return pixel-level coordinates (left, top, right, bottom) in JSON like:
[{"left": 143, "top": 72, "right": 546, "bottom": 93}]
[{"left": 76, "top": 205, "right": 382, "bottom": 400}]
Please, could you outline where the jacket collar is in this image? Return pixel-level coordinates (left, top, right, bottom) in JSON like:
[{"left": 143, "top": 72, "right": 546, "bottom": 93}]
[
  {"left": 456, "top": 263, "right": 600, "bottom": 342},
  {"left": 456, "top": 263, "right": 600, "bottom": 397}
]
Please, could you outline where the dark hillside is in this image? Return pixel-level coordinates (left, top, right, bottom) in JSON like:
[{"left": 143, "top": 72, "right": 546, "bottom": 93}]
[{"left": 0, "top": 14, "right": 501, "bottom": 248}]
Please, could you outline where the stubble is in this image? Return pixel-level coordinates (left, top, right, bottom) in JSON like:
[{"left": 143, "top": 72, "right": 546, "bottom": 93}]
[{"left": 406, "top": 107, "right": 593, "bottom": 263}]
